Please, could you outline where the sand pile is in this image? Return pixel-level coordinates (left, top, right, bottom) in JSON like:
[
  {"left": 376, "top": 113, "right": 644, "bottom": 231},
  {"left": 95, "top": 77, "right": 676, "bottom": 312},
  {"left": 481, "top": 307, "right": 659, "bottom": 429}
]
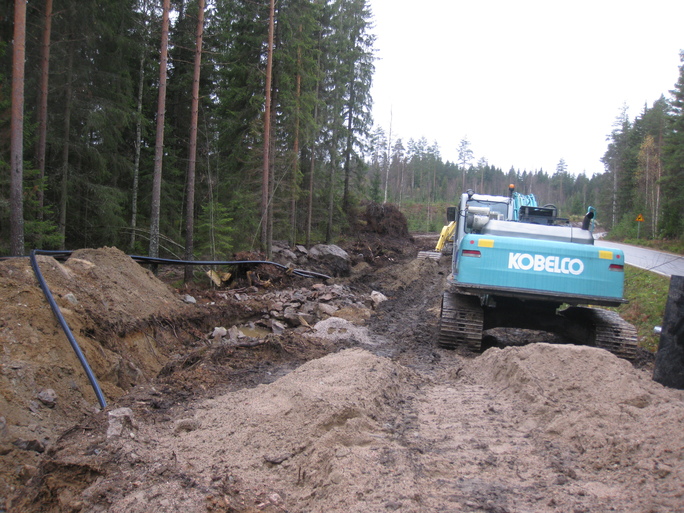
[
  {"left": 36, "top": 348, "right": 423, "bottom": 512},
  {"left": 466, "top": 343, "right": 684, "bottom": 510}
]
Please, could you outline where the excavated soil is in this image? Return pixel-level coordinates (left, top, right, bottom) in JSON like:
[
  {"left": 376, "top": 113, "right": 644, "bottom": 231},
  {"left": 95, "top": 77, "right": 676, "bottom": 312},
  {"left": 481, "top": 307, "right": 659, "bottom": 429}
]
[{"left": 1, "top": 238, "right": 684, "bottom": 513}]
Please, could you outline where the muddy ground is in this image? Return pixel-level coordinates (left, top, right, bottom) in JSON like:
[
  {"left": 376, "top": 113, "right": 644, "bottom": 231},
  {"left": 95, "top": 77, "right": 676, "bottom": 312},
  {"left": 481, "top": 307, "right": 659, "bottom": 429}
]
[{"left": 1, "top": 235, "right": 683, "bottom": 512}]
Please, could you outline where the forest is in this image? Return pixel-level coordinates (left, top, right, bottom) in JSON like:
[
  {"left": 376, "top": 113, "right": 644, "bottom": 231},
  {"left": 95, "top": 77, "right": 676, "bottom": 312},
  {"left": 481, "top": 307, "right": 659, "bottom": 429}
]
[{"left": 2, "top": 0, "right": 684, "bottom": 261}]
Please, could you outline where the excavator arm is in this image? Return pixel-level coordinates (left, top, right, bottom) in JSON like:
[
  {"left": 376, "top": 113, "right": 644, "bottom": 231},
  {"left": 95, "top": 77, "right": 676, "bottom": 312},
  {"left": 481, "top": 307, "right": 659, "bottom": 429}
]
[{"left": 435, "top": 221, "right": 456, "bottom": 252}]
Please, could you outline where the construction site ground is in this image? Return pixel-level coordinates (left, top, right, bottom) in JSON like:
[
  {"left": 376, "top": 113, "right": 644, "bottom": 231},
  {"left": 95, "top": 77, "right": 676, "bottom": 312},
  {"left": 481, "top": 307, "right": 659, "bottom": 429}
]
[{"left": 1, "top": 234, "right": 683, "bottom": 512}]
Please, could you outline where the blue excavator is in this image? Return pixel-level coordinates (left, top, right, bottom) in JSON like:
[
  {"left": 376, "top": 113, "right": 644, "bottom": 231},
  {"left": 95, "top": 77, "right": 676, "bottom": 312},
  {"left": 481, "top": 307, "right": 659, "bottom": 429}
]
[{"left": 438, "top": 185, "right": 637, "bottom": 360}]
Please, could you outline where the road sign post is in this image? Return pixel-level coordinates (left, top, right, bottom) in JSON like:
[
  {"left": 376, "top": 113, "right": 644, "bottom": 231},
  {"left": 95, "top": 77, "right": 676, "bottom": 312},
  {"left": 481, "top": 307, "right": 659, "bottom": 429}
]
[{"left": 635, "top": 213, "right": 644, "bottom": 239}]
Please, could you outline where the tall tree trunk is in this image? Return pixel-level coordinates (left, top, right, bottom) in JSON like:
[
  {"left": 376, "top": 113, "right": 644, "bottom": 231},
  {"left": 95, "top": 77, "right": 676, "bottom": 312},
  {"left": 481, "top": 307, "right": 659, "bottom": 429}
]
[
  {"left": 35, "top": 0, "right": 53, "bottom": 221},
  {"left": 398, "top": 158, "right": 404, "bottom": 204},
  {"left": 149, "top": 0, "right": 171, "bottom": 262},
  {"left": 10, "top": 0, "right": 27, "bottom": 256},
  {"left": 306, "top": 147, "right": 315, "bottom": 246},
  {"left": 130, "top": 54, "right": 145, "bottom": 251},
  {"left": 291, "top": 102, "right": 300, "bottom": 248},
  {"left": 267, "top": 162, "right": 274, "bottom": 256},
  {"left": 130, "top": 0, "right": 154, "bottom": 252},
  {"left": 383, "top": 108, "right": 392, "bottom": 203},
  {"left": 306, "top": 141, "right": 316, "bottom": 246},
  {"left": 184, "top": 0, "right": 205, "bottom": 283},
  {"left": 306, "top": 44, "right": 322, "bottom": 247},
  {"left": 58, "top": 45, "right": 74, "bottom": 250},
  {"left": 326, "top": 133, "right": 338, "bottom": 243},
  {"left": 260, "top": 0, "right": 275, "bottom": 254},
  {"left": 342, "top": 83, "right": 355, "bottom": 211},
  {"left": 655, "top": 131, "right": 662, "bottom": 233},
  {"left": 611, "top": 164, "right": 617, "bottom": 228},
  {"left": 655, "top": 163, "right": 661, "bottom": 233},
  {"left": 267, "top": 91, "right": 276, "bottom": 258},
  {"left": 429, "top": 159, "right": 437, "bottom": 228},
  {"left": 644, "top": 147, "right": 653, "bottom": 235},
  {"left": 206, "top": 151, "right": 217, "bottom": 259},
  {"left": 290, "top": 35, "right": 302, "bottom": 248}
]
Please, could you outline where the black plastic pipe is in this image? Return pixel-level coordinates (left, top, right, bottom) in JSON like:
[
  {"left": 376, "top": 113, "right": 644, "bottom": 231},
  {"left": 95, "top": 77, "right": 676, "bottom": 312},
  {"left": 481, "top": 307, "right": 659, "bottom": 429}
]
[
  {"left": 30, "top": 250, "right": 108, "bottom": 409},
  {"left": 128, "top": 254, "right": 332, "bottom": 280}
]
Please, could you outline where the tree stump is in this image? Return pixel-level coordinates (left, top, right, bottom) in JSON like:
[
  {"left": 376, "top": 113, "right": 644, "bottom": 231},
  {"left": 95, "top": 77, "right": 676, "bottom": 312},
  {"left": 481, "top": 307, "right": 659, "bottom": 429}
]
[{"left": 653, "top": 275, "right": 684, "bottom": 389}]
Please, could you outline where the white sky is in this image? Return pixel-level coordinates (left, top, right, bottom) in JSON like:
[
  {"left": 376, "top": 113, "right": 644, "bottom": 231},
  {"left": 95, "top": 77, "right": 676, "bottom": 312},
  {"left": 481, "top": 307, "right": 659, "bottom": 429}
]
[{"left": 369, "top": 0, "right": 684, "bottom": 176}]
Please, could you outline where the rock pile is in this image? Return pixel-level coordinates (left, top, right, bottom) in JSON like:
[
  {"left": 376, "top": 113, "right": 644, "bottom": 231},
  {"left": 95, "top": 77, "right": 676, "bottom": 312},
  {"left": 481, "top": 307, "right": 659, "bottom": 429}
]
[
  {"left": 271, "top": 242, "right": 352, "bottom": 277},
  {"left": 203, "top": 281, "right": 387, "bottom": 346}
]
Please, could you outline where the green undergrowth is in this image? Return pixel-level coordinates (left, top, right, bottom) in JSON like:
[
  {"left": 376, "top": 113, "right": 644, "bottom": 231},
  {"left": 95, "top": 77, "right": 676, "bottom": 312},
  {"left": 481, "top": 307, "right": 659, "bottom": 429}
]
[
  {"left": 612, "top": 265, "right": 670, "bottom": 352},
  {"left": 621, "top": 238, "right": 684, "bottom": 255},
  {"left": 401, "top": 202, "right": 450, "bottom": 233}
]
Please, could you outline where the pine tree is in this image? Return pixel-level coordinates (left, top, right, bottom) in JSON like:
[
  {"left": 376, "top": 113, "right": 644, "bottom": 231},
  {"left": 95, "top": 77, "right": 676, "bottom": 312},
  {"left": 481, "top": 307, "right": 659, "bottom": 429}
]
[
  {"left": 149, "top": 0, "right": 171, "bottom": 261},
  {"left": 35, "top": 0, "right": 53, "bottom": 222},
  {"left": 9, "top": 0, "right": 26, "bottom": 256},
  {"left": 602, "top": 106, "right": 639, "bottom": 229},
  {"left": 661, "top": 53, "right": 684, "bottom": 238},
  {"left": 183, "top": 0, "right": 206, "bottom": 281},
  {"left": 457, "top": 136, "right": 473, "bottom": 191}
]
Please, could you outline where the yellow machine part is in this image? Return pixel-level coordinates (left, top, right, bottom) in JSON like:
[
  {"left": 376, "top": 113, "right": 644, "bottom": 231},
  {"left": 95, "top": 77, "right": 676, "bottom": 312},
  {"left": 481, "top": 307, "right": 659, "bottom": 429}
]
[{"left": 435, "top": 221, "right": 456, "bottom": 251}]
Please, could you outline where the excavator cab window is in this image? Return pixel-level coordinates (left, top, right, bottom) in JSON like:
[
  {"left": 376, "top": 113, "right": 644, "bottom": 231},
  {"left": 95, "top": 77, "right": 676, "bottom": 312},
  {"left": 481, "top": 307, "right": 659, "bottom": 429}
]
[{"left": 464, "top": 200, "right": 508, "bottom": 222}]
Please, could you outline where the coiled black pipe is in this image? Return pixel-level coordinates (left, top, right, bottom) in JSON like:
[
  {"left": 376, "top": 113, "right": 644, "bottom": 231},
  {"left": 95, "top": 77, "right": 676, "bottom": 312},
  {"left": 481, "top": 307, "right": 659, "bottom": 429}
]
[
  {"left": 30, "top": 250, "right": 108, "bottom": 409},
  {"left": 127, "top": 254, "right": 332, "bottom": 280},
  {"left": 25, "top": 249, "right": 332, "bottom": 409}
]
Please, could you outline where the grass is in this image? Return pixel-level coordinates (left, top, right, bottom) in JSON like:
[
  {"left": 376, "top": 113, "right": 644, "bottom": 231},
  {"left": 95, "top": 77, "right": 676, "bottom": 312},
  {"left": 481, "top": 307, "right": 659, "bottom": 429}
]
[
  {"left": 621, "top": 238, "right": 684, "bottom": 254},
  {"left": 613, "top": 265, "right": 670, "bottom": 352}
]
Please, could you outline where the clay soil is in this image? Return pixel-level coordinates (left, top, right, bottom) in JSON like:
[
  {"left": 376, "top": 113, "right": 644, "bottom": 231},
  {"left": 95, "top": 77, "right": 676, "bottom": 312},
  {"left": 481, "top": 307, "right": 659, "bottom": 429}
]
[{"left": 1, "top": 237, "right": 683, "bottom": 513}]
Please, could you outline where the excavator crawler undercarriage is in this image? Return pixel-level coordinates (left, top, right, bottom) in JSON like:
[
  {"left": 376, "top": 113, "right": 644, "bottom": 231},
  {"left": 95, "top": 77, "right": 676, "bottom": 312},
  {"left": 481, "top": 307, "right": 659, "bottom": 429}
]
[{"left": 438, "top": 291, "right": 638, "bottom": 361}]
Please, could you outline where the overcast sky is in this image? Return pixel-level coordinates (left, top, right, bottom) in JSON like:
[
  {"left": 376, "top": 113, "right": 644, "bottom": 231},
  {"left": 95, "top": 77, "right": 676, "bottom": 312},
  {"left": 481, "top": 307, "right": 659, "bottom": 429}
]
[{"left": 368, "top": 0, "right": 684, "bottom": 176}]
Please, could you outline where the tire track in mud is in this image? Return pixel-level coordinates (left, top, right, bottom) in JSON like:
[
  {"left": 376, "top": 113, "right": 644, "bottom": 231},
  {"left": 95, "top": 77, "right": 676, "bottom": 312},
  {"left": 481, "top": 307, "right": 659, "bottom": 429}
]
[{"left": 365, "top": 256, "right": 448, "bottom": 370}]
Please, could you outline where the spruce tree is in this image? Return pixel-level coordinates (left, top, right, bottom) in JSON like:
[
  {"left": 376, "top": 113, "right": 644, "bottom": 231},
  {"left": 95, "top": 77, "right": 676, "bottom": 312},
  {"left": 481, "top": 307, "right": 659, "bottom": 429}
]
[{"left": 661, "top": 53, "right": 684, "bottom": 238}]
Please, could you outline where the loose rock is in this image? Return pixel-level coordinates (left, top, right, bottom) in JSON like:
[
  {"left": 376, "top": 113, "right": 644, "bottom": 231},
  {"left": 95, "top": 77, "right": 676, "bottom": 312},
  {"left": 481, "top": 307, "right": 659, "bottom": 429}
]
[
  {"left": 36, "top": 389, "right": 57, "bottom": 408},
  {"left": 370, "top": 291, "right": 388, "bottom": 308},
  {"left": 107, "top": 407, "right": 134, "bottom": 439},
  {"left": 174, "top": 418, "right": 201, "bottom": 434}
]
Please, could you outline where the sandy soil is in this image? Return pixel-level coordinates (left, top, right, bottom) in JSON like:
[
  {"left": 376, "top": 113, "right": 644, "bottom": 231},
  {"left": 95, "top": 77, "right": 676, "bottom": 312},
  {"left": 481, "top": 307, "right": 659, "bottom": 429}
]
[{"left": 2, "top": 240, "right": 684, "bottom": 512}]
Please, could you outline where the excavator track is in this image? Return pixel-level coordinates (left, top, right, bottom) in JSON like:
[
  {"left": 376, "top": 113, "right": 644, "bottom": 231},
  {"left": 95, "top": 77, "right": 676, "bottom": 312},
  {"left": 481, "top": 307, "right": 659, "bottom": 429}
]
[
  {"left": 562, "top": 307, "right": 638, "bottom": 361},
  {"left": 438, "top": 292, "right": 483, "bottom": 351}
]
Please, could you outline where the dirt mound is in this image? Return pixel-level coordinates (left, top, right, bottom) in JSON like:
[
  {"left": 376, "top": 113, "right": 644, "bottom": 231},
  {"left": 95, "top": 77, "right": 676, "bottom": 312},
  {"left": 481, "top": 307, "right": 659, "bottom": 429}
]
[
  {"left": 468, "top": 343, "right": 665, "bottom": 406},
  {"left": 341, "top": 203, "right": 416, "bottom": 267},
  {"left": 15, "top": 349, "right": 422, "bottom": 512},
  {"left": 0, "top": 248, "right": 214, "bottom": 502},
  {"left": 462, "top": 343, "right": 684, "bottom": 511},
  {"left": 53, "top": 247, "right": 188, "bottom": 330},
  {"left": 361, "top": 202, "right": 410, "bottom": 238}
]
